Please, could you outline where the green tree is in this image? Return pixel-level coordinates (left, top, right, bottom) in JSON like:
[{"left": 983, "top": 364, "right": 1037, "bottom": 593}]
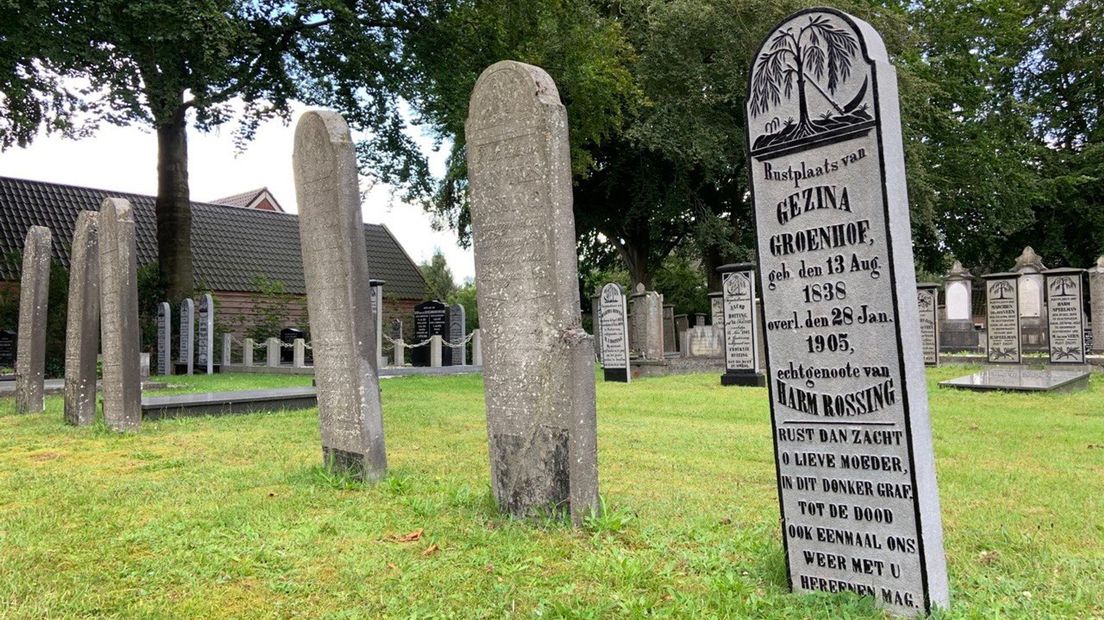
[
  {"left": 1, "top": 1, "right": 434, "bottom": 303},
  {"left": 419, "top": 250, "right": 456, "bottom": 302}
]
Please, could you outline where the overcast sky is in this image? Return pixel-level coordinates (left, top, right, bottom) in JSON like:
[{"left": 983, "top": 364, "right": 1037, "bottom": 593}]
[{"left": 0, "top": 106, "right": 476, "bottom": 283}]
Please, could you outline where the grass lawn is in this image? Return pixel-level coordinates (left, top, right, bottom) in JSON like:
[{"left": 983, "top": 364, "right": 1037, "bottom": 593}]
[{"left": 1, "top": 367, "right": 1102, "bottom": 618}]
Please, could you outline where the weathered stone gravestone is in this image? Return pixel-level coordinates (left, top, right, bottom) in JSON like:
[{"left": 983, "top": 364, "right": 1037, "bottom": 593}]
[
  {"left": 662, "top": 304, "right": 676, "bottom": 353},
  {"left": 157, "top": 302, "right": 172, "bottom": 376},
  {"left": 1089, "top": 256, "right": 1104, "bottom": 353},
  {"left": 917, "top": 283, "right": 939, "bottom": 367},
  {"left": 674, "top": 314, "right": 689, "bottom": 352},
  {"left": 411, "top": 300, "right": 451, "bottom": 367},
  {"left": 179, "top": 298, "right": 194, "bottom": 375},
  {"left": 15, "top": 226, "right": 51, "bottom": 414},
  {"left": 940, "top": 261, "right": 977, "bottom": 351},
  {"left": 983, "top": 273, "right": 1021, "bottom": 364},
  {"left": 718, "top": 263, "right": 765, "bottom": 386},
  {"left": 196, "top": 293, "right": 214, "bottom": 374},
  {"left": 709, "top": 292, "right": 724, "bottom": 329},
  {"left": 598, "top": 283, "right": 630, "bottom": 382},
  {"left": 631, "top": 284, "right": 664, "bottom": 361},
  {"left": 98, "top": 198, "right": 142, "bottom": 431},
  {"left": 1012, "top": 247, "right": 1047, "bottom": 350},
  {"left": 63, "top": 211, "right": 100, "bottom": 425},
  {"left": 466, "top": 60, "right": 599, "bottom": 525},
  {"left": 747, "top": 9, "right": 948, "bottom": 614},
  {"left": 450, "top": 303, "right": 467, "bottom": 365},
  {"left": 1043, "top": 268, "right": 1087, "bottom": 364},
  {"left": 369, "top": 279, "right": 384, "bottom": 367},
  {"left": 294, "top": 108, "right": 387, "bottom": 480}
]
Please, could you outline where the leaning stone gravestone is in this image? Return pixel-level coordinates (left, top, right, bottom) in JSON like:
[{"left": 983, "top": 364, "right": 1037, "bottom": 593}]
[
  {"left": 63, "top": 211, "right": 100, "bottom": 425},
  {"left": 718, "top": 263, "right": 765, "bottom": 386},
  {"left": 1043, "top": 268, "right": 1087, "bottom": 364},
  {"left": 466, "top": 60, "right": 599, "bottom": 524},
  {"left": 598, "top": 283, "right": 630, "bottom": 382},
  {"left": 1089, "top": 256, "right": 1104, "bottom": 353},
  {"left": 983, "top": 273, "right": 1021, "bottom": 364},
  {"left": 747, "top": 9, "right": 948, "bottom": 614},
  {"left": 15, "top": 226, "right": 51, "bottom": 414},
  {"left": 916, "top": 283, "right": 939, "bottom": 367},
  {"left": 196, "top": 293, "right": 214, "bottom": 374},
  {"left": 179, "top": 298, "right": 194, "bottom": 375},
  {"left": 157, "top": 302, "right": 172, "bottom": 376},
  {"left": 631, "top": 284, "right": 664, "bottom": 361},
  {"left": 449, "top": 303, "right": 467, "bottom": 365},
  {"left": 98, "top": 198, "right": 142, "bottom": 431},
  {"left": 411, "top": 300, "right": 451, "bottom": 367},
  {"left": 294, "top": 108, "right": 387, "bottom": 481}
]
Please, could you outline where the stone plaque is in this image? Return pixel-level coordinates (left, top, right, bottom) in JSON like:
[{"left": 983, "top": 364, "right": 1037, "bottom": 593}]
[
  {"left": 466, "top": 60, "right": 598, "bottom": 524},
  {"left": 710, "top": 293, "right": 724, "bottom": 328},
  {"left": 0, "top": 329, "right": 15, "bottom": 369},
  {"left": 196, "top": 293, "right": 214, "bottom": 374},
  {"left": 917, "top": 284, "right": 939, "bottom": 367},
  {"left": 598, "top": 283, "right": 630, "bottom": 382},
  {"left": 157, "top": 302, "right": 171, "bottom": 376},
  {"left": 944, "top": 280, "right": 969, "bottom": 322},
  {"left": 450, "top": 303, "right": 467, "bottom": 365},
  {"left": 983, "top": 273, "right": 1021, "bottom": 364},
  {"left": 1044, "top": 268, "right": 1086, "bottom": 364},
  {"left": 412, "top": 301, "right": 451, "bottom": 367},
  {"left": 294, "top": 109, "right": 387, "bottom": 481},
  {"left": 719, "top": 264, "right": 764, "bottom": 386},
  {"left": 747, "top": 9, "right": 948, "bottom": 614},
  {"left": 1019, "top": 275, "right": 1042, "bottom": 318},
  {"left": 179, "top": 298, "right": 194, "bottom": 375}
]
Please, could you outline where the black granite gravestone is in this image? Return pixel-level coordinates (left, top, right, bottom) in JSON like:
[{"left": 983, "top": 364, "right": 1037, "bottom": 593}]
[{"left": 411, "top": 301, "right": 452, "bottom": 366}]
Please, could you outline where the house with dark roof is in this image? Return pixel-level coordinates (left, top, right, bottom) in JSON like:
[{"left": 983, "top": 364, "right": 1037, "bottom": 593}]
[
  {"left": 211, "top": 187, "right": 285, "bottom": 212},
  {"left": 0, "top": 176, "right": 427, "bottom": 341}
]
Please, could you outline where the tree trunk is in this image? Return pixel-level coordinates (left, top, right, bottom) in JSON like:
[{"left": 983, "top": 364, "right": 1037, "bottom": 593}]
[
  {"left": 617, "top": 240, "right": 654, "bottom": 293},
  {"left": 156, "top": 107, "right": 194, "bottom": 303}
]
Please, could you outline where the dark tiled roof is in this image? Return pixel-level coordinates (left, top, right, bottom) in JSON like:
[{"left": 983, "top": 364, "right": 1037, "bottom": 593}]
[
  {"left": 210, "top": 188, "right": 267, "bottom": 208},
  {"left": 0, "top": 176, "right": 428, "bottom": 299}
]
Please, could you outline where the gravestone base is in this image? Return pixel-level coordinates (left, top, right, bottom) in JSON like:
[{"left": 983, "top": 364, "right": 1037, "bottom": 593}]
[
  {"left": 940, "top": 320, "right": 980, "bottom": 351},
  {"left": 720, "top": 371, "right": 766, "bottom": 387},
  {"left": 939, "top": 366, "right": 1091, "bottom": 392},
  {"left": 603, "top": 368, "right": 629, "bottom": 382},
  {"left": 630, "top": 359, "right": 669, "bottom": 378}
]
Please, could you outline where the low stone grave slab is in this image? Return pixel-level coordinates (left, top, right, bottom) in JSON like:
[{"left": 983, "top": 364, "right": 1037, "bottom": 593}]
[
  {"left": 939, "top": 367, "right": 1091, "bottom": 393},
  {"left": 141, "top": 386, "right": 317, "bottom": 420}
]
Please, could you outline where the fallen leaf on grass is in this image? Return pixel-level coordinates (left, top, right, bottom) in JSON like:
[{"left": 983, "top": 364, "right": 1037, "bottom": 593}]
[
  {"left": 386, "top": 529, "right": 424, "bottom": 543},
  {"left": 387, "top": 562, "right": 397, "bottom": 570},
  {"left": 978, "top": 550, "right": 1000, "bottom": 565},
  {"left": 422, "top": 544, "right": 439, "bottom": 556}
]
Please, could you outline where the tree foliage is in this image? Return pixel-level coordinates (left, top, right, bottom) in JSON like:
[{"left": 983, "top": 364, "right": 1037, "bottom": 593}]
[{"left": 419, "top": 250, "right": 457, "bottom": 302}]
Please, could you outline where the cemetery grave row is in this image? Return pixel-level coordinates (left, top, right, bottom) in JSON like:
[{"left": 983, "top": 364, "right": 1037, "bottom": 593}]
[{"left": 7, "top": 8, "right": 1104, "bottom": 617}]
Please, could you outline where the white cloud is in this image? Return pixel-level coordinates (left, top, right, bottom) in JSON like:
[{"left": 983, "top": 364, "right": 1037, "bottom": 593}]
[{"left": 0, "top": 108, "right": 475, "bottom": 282}]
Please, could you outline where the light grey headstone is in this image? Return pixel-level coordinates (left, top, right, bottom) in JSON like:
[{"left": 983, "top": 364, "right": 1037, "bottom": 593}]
[
  {"left": 1089, "top": 257, "right": 1104, "bottom": 353},
  {"left": 196, "top": 293, "right": 214, "bottom": 374},
  {"left": 719, "top": 264, "right": 764, "bottom": 386},
  {"left": 983, "top": 273, "right": 1021, "bottom": 364},
  {"left": 98, "top": 198, "right": 141, "bottom": 431},
  {"left": 63, "top": 212, "right": 100, "bottom": 425},
  {"left": 1043, "top": 268, "right": 1087, "bottom": 364},
  {"left": 294, "top": 108, "right": 387, "bottom": 481},
  {"left": 631, "top": 283, "right": 664, "bottom": 361},
  {"left": 243, "top": 338, "right": 254, "bottom": 367},
  {"left": 157, "top": 302, "right": 172, "bottom": 376},
  {"left": 15, "top": 226, "right": 51, "bottom": 414},
  {"left": 466, "top": 60, "right": 598, "bottom": 524},
  {"left": 917, "top": 284, "right": 939, "bottom": 367},
  {"left": 747, "top": 9, "right": 948, "bottom": 614},
  {"left": 370, "top": 280, "right": 384, "bottom": 367},
  {"left": 450, "top": 303, "right": 467, "bottom": 365},
  {"left": 709, "top": 293, "right": 724, "bottom": 328},
  {"left": 598, "top": 283, "right": 630, "bottom": 382},
  {"left": 179, "top": 298, "right": 194, "bottom": 375},
  {"left": 942, "top": 261, "right": 972, "bottom": 321},
  {"left": 1012, "top": 247, "right": 1046, "bottom": 318}
]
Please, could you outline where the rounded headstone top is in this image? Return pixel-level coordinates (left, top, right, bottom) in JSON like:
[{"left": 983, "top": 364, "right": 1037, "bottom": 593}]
[
  {"left": 293, "top": 109, "right": 357, "bottom": 188},
  {"left": 1012, "top": 246, "right": 1046, "bottom": 272},
  {"left": 1096, "top": 256, "right": 1104, "bottom": 270},
  {"left": 634, "top": 283, "right": 646, "bottom": 295},
  {"left": 466, "top": 60, "right": 563, "bottom": 134}
]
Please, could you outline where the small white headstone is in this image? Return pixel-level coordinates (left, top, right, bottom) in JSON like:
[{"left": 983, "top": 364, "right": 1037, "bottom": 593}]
[{"left": 598, "top": 283, "right": 630, "bottom": 382}]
